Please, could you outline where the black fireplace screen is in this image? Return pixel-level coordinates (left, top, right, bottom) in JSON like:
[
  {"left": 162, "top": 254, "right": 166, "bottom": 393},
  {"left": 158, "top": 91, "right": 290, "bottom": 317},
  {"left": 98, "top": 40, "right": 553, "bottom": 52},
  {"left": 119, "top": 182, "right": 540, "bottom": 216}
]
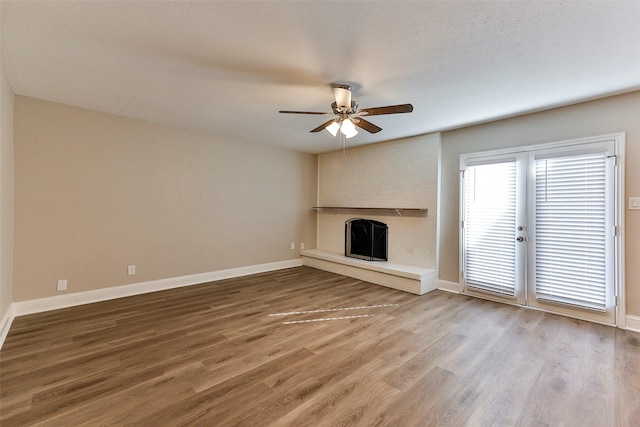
[{"left": 345, "top": 218, "right": 388, "bottom": 261}]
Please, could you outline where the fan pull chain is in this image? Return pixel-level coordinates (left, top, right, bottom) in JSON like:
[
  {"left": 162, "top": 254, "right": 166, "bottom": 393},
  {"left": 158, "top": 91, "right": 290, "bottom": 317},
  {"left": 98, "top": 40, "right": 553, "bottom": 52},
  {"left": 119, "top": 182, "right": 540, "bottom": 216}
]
[{"left": 341, "top": 132, "right": 346, "bottom": 155}]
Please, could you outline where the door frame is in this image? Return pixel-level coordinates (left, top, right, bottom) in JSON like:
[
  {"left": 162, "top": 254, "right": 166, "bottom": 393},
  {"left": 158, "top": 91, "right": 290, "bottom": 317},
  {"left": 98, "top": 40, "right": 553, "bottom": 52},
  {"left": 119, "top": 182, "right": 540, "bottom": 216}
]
[{"left": 459, "top": 132, "right": 626, "bottom": 328}]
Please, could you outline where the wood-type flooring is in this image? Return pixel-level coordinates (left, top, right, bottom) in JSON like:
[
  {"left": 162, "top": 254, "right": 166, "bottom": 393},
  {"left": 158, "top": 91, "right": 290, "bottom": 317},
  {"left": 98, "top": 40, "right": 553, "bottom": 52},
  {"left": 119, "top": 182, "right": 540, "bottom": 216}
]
[{"left": 1, "top": 266, "right": 639, "bottom": 426}]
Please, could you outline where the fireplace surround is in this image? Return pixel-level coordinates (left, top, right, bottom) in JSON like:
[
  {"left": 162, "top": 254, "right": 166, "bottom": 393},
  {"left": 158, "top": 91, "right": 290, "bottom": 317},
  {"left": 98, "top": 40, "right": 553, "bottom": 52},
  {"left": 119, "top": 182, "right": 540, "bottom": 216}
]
[{"left": 345, "top": 218, "right": 388, "bottom": 261}]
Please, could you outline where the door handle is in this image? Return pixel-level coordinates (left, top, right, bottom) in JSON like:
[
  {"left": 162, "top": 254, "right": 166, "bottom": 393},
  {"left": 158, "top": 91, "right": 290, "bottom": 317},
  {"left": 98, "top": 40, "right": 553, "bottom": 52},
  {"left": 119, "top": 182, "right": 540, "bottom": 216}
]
[{"left": 516, "top": 236, "right": 525, "bottom": 242}]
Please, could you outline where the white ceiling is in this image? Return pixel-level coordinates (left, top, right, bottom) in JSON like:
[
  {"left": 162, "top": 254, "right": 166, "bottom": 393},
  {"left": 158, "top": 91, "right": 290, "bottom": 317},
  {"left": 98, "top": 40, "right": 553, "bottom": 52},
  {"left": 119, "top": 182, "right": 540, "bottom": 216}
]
[{"left": 2, "top": 1, "right": 640, "bottom": 153}]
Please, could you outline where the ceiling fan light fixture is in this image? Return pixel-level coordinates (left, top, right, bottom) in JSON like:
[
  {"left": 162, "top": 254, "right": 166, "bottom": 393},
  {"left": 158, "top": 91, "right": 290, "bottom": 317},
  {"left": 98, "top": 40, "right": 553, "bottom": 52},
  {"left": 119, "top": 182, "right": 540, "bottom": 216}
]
[
  {"left": 344, "top": 129, "right": 358, "bottom": 138},
  {"left": 279, "top": 83, "right": 413, "bottom": 139},
  {"left": 340, "top": 118, "right": 358, "bottom": 138},
  {"left": 326, "top": 121, "right": 340, "bottom": 137}
]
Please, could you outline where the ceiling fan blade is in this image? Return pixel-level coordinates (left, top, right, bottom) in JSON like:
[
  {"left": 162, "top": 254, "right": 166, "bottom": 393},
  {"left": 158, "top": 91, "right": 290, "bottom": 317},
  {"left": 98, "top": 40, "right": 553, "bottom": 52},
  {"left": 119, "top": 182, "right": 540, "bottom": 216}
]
[
  {"left": 331, "top": 83, "right": 352, "bottom": 108},
  {"left": 353, "top": 118, "right": 382, "bottom": 134},
  {"left": 310, "top": 119, "right": 338, "bottom": 133},
  {"left": 279, "top": 110, "right": 330, "bottom": 115},
  {"left": 358, "top": 104, "right": 414, "bottom": 116}
]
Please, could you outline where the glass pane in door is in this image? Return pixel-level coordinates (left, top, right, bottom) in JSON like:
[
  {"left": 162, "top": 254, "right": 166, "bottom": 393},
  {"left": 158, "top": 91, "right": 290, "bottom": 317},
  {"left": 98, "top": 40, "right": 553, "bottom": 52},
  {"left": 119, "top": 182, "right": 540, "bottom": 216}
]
[
  {"left": 463, "top": 160, "right": 518, "bottom": 298},
  {"left": 530, "top": 146, "right": 614, "bottom": 322}
]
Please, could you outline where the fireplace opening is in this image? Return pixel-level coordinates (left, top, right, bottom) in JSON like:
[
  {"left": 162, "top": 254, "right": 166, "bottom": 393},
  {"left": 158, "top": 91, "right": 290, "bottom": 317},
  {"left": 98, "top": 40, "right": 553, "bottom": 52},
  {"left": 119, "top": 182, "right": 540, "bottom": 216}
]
[{"left": 345, "top": 218, "right": 388, "bottom": 261}]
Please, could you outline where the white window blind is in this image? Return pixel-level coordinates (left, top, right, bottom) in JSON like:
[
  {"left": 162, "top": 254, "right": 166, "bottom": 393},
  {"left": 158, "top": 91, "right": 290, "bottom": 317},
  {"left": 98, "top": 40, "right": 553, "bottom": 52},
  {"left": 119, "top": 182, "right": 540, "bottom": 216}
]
[
  {"left": 534, "top": 153, "right": 608, "bottom": 311},
  {"left": 463, "top": 161, "right": 517, "bottom": 297}
]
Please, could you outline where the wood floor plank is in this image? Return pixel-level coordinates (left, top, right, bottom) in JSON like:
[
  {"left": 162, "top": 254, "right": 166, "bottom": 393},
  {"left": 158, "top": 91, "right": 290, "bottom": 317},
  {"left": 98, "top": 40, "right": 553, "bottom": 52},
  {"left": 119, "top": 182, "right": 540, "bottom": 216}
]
[
  {"left": 271, "top": 357, "right": 401, "bottom": 427},
  {"left": 367, "top": 365, "right": 458, "bottom": 427},
  {"left": 1, "top": 266, "right": 639, "bottom": 426}
]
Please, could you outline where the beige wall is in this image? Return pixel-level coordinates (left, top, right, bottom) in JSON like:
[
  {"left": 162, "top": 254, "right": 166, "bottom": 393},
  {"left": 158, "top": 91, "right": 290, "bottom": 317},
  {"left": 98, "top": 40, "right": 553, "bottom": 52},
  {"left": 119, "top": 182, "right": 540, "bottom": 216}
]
[
  {"left": 10, "top": 88, "right": 640, "bottom": 317},
  {"left": 0, "top": 43, "right": 14, "bottom": 320},
  {"left": 13, "top": 96, "right": 317, "bottom": 301},
  {"left": 439, "top": 90, "right": 640, "bottom": 316},
  {"left": 317, "top": 134, "right": 439, "bottom": 268}
]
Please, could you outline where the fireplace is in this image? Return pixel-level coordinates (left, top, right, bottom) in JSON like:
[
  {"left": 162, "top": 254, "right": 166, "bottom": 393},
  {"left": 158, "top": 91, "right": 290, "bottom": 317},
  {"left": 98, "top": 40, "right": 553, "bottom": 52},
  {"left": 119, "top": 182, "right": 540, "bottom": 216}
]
[{"left": 345, "top": 218, "right": 388, "bottom": 261}]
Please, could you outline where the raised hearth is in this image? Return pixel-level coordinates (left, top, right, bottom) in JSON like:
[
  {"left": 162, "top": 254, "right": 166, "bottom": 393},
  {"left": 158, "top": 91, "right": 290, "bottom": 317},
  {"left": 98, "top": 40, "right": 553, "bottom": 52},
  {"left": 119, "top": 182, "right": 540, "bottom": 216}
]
[{"left": 301, "top": 249, "right": 437, "bottom": 295}]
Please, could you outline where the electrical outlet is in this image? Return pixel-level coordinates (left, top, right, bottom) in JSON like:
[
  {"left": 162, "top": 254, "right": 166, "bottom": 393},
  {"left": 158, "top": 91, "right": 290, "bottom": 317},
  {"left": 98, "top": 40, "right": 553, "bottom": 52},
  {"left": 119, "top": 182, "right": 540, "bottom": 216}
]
[
  {"left": 290, "top": 243, "right": 295, "bottom": 250},
  {"left": 128, "top": 265, "right": 136, "bottom": 275},
  {"left": 57, "top": 279, "right": 67, "bottom": 291},
  {"left": 630, "top": 197, "right": 640, "bottom": 210},
  {"left": 300, "top": 242, "right": 305, "bottom": 250},
  {"left": 406, "top": 247, "right": 414, "bottom": 254}
]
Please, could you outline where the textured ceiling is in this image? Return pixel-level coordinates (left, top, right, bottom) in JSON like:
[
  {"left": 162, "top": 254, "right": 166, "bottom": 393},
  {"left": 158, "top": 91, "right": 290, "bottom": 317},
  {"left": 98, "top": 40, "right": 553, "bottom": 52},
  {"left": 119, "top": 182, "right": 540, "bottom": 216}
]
[{"left": 2, "top": 1, "right": 640, "bottom": 153}]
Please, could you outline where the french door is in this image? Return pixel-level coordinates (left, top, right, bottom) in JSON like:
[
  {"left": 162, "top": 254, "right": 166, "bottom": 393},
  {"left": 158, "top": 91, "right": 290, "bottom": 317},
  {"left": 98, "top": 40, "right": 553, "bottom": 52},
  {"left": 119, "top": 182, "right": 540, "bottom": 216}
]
[
  {"left": 461, "top": 153, "right": 527, "bottom": 305},
  {"left": 460, "top": 136, "right": 620, "bottom": 325}
]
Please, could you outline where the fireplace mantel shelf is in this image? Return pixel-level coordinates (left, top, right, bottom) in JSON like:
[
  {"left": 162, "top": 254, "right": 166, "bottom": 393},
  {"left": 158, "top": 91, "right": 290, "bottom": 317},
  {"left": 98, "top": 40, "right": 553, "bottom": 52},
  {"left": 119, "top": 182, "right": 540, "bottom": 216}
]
[{"left": 313, "top": 206, "right": 427, "bottom": 216}]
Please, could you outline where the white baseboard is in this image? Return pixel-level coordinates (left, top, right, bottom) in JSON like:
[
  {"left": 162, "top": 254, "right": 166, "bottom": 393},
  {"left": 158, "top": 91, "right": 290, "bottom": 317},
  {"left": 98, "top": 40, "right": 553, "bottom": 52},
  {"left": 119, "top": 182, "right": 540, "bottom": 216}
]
[
  {"left": 0, "top": 304, "right": 15, "bottom": 350},
  {"left": 438, "top": 279, "right": 461, "bottom": 294},
  {"left": 12, "top": 259, "right": 303, "bottom": 317},
  {"left": 626, "top": 315, "right": 640, "bottom": 333}
]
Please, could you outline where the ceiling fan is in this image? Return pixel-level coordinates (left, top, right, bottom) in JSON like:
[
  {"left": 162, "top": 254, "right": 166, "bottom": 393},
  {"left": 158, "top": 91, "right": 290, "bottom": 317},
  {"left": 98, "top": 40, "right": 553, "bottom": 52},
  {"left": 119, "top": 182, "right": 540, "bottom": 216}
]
[{"left": 279, "top": 83, "right": 413, "bottom": 139}]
